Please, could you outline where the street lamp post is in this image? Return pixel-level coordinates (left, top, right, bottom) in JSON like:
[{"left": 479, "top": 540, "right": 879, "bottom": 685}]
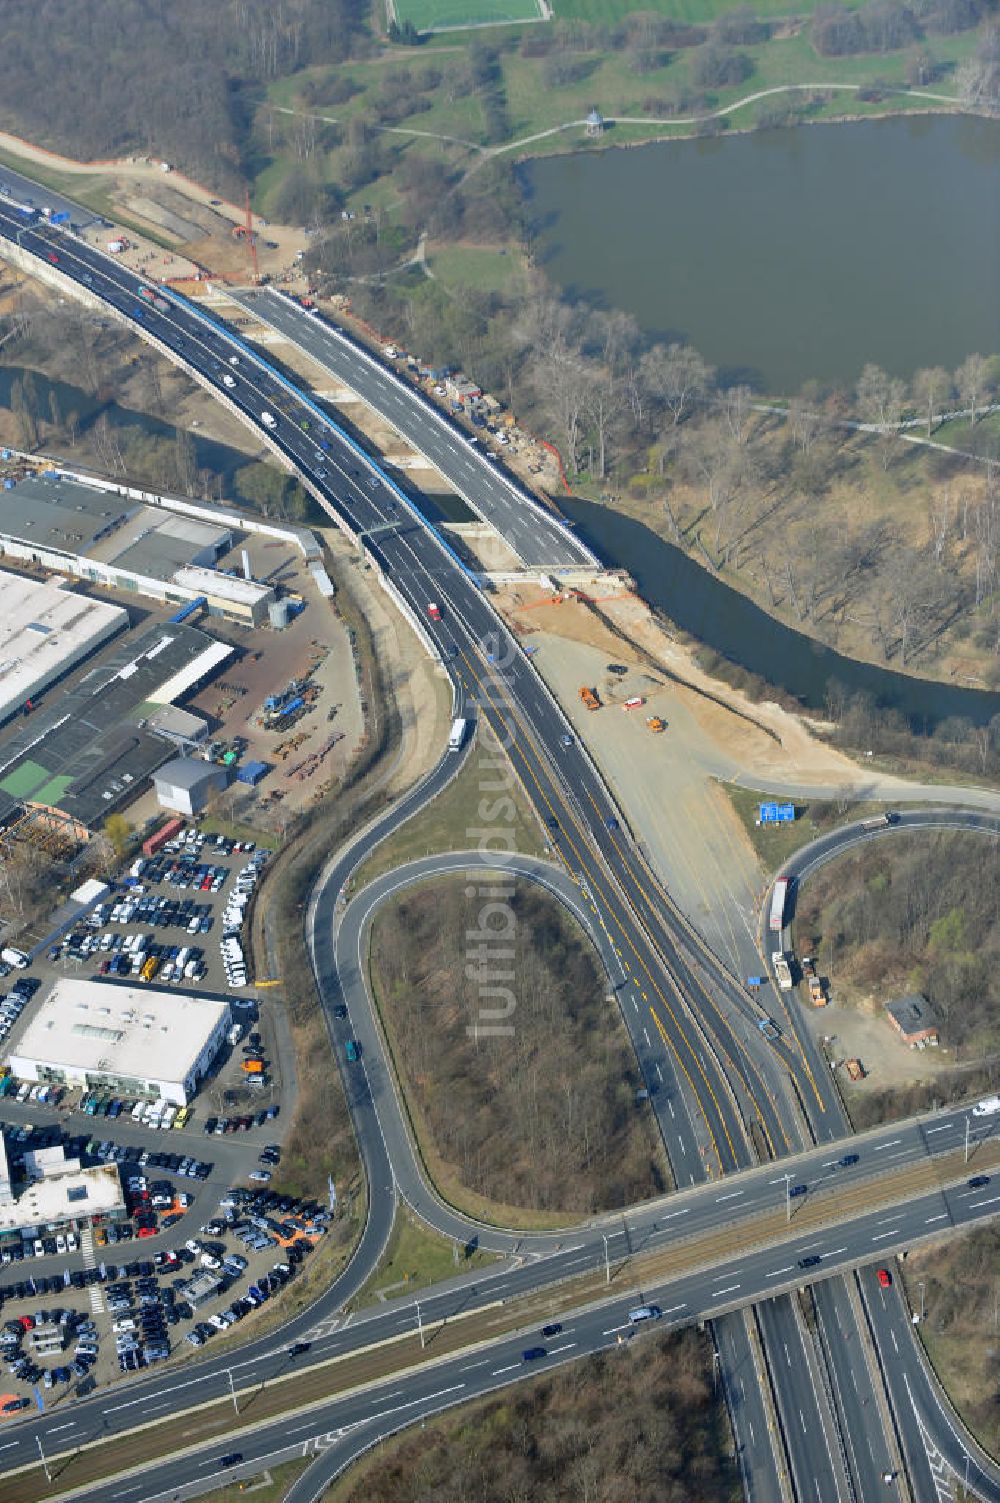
[
  {"left": 416, "top": 1301, "right": 424, "bottom": 1349},
  {"left": 36, "top": 1435, "right": 51, "bottom": 1484},
  {"left": 227, "top": 1367, "right": 239, "bottom": 1415},
  {"left": 602, "top": 1234, "right": 610, "bottom": 1285},
  {"left": 783, "top": 1174, "right": 793, "bottom": 1223},
  {"left": 919, "top": 1281, "right": 926, "bottom": 1325}
]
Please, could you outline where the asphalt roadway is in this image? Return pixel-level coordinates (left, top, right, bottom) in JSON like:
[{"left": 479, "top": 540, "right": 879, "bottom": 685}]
[
  {"left": 0, "top": 199, "right": 996, "bottom": 1500},
  {"left": 9, "top": 1171, "right": 1000, "bottom": 1503},
  {"left": 228, "top": 287, "right": 597, "bottom": 573}
]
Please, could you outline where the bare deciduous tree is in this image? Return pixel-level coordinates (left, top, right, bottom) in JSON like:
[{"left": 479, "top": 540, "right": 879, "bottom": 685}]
[
  {"left": 912, "top": 366, "right": 951, "bottom": 437},
  {"left": 640, "top": 342, "right": 714, "bottom": 427}
]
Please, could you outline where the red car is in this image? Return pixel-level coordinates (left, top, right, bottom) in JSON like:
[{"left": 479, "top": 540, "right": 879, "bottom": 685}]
[
  {"left": 17, "top": 1315, "right": 35, "bottom": 1331},
  {"left": 137, "top": 1225, "right": 156, "bottom": 1238},
  {"left": 876, "top": 1268, "right": 892, "bottom": 1288},
  {"left": 426, "top": 602, "right": 442, "bottom": 621},
  {"left": 47, "top": 252, "right": 59, "bottom": 264}
]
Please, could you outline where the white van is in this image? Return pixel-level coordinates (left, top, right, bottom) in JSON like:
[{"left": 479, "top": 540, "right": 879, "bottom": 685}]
[{"left": 1, "top": 947, "right": 29, "bottom": 969}]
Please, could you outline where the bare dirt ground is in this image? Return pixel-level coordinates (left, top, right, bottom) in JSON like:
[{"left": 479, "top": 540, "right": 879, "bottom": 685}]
[
  {"left": 802, "top": 1001, "right": 955, "bottom": 1096},
  {"left": 0, "top": 129, "right": 308, "bottom": 286},
  {"left": 493, "top": 583, "right": 880, "bottom": 972}
]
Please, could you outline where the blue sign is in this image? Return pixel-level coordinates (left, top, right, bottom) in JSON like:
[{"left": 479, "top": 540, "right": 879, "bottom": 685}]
[
  {"left": 759, "top": 803, "right": 796, "bottom": 824},
  {"left": 50, "top": 210, "right": 70, "bottom": 225},
  {"left": 33, "top": 1384, "right": 44, "bottom": 1412}
]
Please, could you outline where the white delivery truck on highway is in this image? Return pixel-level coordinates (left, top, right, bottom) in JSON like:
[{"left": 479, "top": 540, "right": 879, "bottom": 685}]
[
  {"left": 448, "top": 717, "right": 468, "bottom": 753},
  {"left": 260, "top": 411, "right": 277, "bottom": 429}
]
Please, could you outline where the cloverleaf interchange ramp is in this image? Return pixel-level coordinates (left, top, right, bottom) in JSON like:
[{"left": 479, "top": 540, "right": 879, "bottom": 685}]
[{"left": 1, "top": 188, "right": 999, "bottom": 1502}]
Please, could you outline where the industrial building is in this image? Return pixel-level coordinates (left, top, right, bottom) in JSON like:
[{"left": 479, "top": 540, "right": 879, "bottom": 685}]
[
  {"left": 172, "top": 566, "right": 275, "bottom": 627},
  {"left": 0, "top": 572, "right": 127, "bottom": 727},
  {"left": 0, "top": 470, "right": 233, "bottom": 596},
  {"left": 0, "top": 470, "right": 290, "bottom": 625},
  {"left": 152, "top": 756, "right": 230, "bottom": 816},
  {"left": 0, "top": 621, "right": 232, "bottom": 832},
  {"left": 7, "top": 977, "right": 231, "bottom": 1106},
  {"left": 0, "top": 1138, "right": 124, "bottom": 1247}
]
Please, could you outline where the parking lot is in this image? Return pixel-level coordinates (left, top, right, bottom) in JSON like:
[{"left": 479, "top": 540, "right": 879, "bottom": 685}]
[
  {"left": 45, "top": 829, "right": 272, "bottom": 1001},
  {"left": 0, "top": 1110, "right": 329, "bottom": 1404}
]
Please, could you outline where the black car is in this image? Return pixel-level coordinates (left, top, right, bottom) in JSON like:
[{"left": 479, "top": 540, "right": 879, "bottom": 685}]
[
  {"left": 288, "top": 1341, "right": 310, "bottom": 1357},
  {"left": 968, "top": 1175, "right": 991, "bottom": 1189},
  {"left": 799, "top": 1255, "right": 821, "bottom": 1269},
  {"left": 522, "top": 1347, "right": 546, "bottom": 1362},
  {"left": 218, "top": 1453, "right": 243, "bottom": 1469},
  {"left": 540, "top": 1323, "right": 563, "bottom": 1338}
]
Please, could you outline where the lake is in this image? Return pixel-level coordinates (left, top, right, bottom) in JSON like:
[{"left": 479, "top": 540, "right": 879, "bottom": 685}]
[{"left": 522, "top": 115, "right": 1000, "bottom": 394}]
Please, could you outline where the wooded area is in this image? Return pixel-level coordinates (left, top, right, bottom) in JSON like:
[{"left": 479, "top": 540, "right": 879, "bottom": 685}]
[
  {"left": 337, "top": 1327, "right": 740, "bottom": 1503},
  {"left": 0, "top": 0, "right": 367, "bottom": 191},
  {"left": 368, "top": 877, "right": 667, "bottom": 1213},
  {"left": 795, "top": 830, "right": 1000, "bottom": 1053},
  {"left": 905, "top": 1224, "right": 1000, "bottom": 1457}
]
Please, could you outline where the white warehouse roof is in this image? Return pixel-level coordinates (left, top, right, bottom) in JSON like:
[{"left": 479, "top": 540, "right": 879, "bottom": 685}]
[
  {"left": 9, "top": 977, "right": 229, "bottom": 1090},
  {"left": 172, "top": 566, "right": 274, "bottom": 608},
  {"left": 0, "top": 572, "right": 126, "bottom": 725}
]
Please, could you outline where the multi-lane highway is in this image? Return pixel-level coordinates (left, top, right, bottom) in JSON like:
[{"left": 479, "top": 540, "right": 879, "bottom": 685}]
[
  {"left": 228, "top": 287, "right": 596, "bottom": 572},
  {"left": 1, "top": 192, "right": 998, "bottom": 1501}
]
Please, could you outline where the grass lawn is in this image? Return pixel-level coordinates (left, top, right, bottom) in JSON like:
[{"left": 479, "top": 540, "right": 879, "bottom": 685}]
[
  {"left": 395, "top": 0, "right": 542, "bottom": 28},
  {"left": 351, "top": 1207, "right": 499, "bottom": 1309},
  {"left": 722, "top": 784, "right": 896, "bottom": 873},
  {"left": 554, "top": 0, "right": 834, "bottom": 18},
  {"left": 426, "top": 241, "right": 526, "bottom": 295},
  {"left": 195, "top": 1459, "right": 310, "bottom": 1503},
  {"left": 347, "top": 717, "right": 547, "bottom": 894}
]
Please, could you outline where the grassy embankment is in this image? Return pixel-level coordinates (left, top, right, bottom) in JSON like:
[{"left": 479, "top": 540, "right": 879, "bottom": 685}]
[
  {"left": 347, "top": 715, "right": 547, "bottom": 894},
  {"left": 366, "top": 873, "right": 670, "bottom": 1226}
]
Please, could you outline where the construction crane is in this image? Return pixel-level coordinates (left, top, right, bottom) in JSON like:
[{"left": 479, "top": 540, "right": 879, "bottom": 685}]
[{"left": 230, "top": 186, "right": 261, "bottom": 283}]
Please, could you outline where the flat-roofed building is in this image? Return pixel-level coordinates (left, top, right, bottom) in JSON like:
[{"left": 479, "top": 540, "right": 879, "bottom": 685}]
[
  {"left": 152, "top": 756, "right": 229, "bottom": 816},
  {"left": 7, "top": 977, "right": 231, "bottom": 1106},
  {"left": 0, "top": 1139, "right": 124, "bottom": 1246},
  {"left": 0, "top": 572, "right": 126, "bottom": 726},
  {"left": 172, "top": 566, "right": 275, "bottom": 627}
]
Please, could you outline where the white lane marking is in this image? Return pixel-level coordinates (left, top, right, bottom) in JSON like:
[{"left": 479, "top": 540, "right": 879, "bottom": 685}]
[
  {"left": 873, "top": 1139, "right": 902, "bottom": 1152},
  {"left": 871, "top": 1230, "right": 900, "bottom": 1241},
  {"left": 48, "top": 1422, "right": 76, "bottom": 1432},
  {"left": 547, "top": 1343, "right": 576, "bottom": 1355},
  {"left": 767, "top": 1266, "right": 795, "bottom": 1278},
  {"left": 660, "top": 1208, "right": 690, "bottom": 1220},
  {"left": 711, "top": 1284, "right": 741, "bottom": 1298},
  {"left": 926, "top": 1124, "right": 954, "bottom": 1134},
  {"left": 891, "top": 1330, "right": 899, "bottom": 1353},
  {"left": 877, "top": 1214, "right": 904, "bottom": 1224},
  {"left": 925, "top": 1214, "right": 948, "bottom": 1224},
  {"left": 969, "top": 1195, "right": 1000, "bottom": 1209},
  {"left": 716, "top": 1192, "right": 743, "bottom": 1203},
  {"left": 492, "top": 1363, "right": 519, "bottom": 1375},
  {"left": 0, "top": 1441, "right": 21, "bottom": 1452}
]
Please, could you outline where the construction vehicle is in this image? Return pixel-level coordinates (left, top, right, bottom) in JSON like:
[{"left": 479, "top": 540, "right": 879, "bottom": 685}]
[
  {"left": 646, "top": 716, "right": 666, "bottom": 733},
  {"left": 808, "top": 977, "right": 827, "bottom": 1006},
  {"left": 845, "top": 1058, "right": 865, "bottom": 1082},
  {"left": 579, "top": 686, "right": 601, "bottom": 711}
]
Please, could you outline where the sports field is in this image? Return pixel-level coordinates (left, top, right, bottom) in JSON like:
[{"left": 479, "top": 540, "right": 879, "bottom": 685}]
[
  {"left": 392, "top": 0, "right": 543, "bottom": 31},
  {"left": 552, "top": 0, "right": 816, "bottom": 19}
]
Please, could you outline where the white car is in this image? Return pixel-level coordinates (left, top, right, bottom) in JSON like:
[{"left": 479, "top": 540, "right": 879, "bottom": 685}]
[
  {"left": 66, "top": 1232, "right": 77, "bottom": 1252},
  {"left": 55, "top": 1234, "right": 66, "bottom": 1254}
]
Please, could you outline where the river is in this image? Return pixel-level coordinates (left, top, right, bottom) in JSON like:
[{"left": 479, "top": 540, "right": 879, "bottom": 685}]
[
  {"left": 522, "top": 114, "right": 1000, "bottom": 393},
  {"left": 562, "top": 496, "right": 1000, "bottom": 730}
]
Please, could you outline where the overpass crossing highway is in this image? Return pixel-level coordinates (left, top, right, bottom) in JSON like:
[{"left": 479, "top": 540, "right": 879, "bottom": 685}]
[
  {"left": 0, "top": 192, "right": 996, "bottom": 1501},
  {"left": 3, "top": 1153, "right": 1000, "bottom": 1503}
]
